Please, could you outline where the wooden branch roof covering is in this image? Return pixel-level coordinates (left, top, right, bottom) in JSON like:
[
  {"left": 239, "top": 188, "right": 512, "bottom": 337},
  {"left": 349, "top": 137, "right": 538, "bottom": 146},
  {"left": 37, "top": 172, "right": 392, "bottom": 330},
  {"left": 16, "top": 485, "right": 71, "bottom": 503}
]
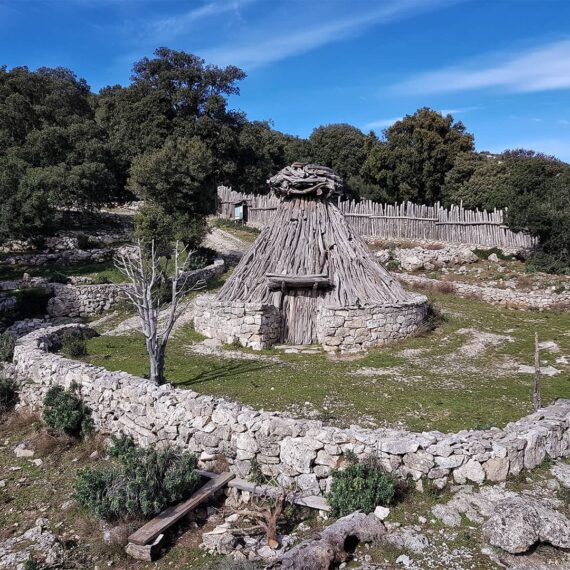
[{"left": 216, "top": 196, "right": 412, "bottom": 306}]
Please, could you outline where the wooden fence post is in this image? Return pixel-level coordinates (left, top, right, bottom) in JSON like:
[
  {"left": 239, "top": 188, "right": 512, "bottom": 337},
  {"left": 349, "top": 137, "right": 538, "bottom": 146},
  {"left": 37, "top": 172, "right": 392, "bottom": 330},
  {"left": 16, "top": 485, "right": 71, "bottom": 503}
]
[{"left": 533, "top": 332, "right": 542, "bottom": 411}]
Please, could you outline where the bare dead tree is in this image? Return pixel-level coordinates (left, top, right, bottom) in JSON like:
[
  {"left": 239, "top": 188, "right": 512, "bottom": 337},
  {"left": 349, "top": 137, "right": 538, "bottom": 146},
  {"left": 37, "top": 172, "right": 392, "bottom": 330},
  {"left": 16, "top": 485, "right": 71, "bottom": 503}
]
[
  {"left": 114, "top": 240, "right": 203, "bottom": 384},
  {"left": 237, "top": 490, "right": 287, "bottom": 549}
]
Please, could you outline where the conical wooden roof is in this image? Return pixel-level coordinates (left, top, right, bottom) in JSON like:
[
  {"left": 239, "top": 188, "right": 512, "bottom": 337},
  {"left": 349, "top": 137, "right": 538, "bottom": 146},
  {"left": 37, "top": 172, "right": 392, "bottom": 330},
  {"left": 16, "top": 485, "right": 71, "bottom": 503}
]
[{"left": 216, "top": 165, "right": 412, "bottom": 307}]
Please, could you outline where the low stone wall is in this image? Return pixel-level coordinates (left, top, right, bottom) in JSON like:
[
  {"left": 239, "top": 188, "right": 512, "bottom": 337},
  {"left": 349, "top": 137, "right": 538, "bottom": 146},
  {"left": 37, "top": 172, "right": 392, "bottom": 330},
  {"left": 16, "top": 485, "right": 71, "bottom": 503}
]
[
  {"left": 195, "top": 293, "right": 428, "bottom": 352},
  {"left": 44, "top": 259, "right": 226, "bottom": 319},
  {"left": 398, "top": 274, "right": 570, "bottom": 310},
  {"left": 194, "top": 295, "right": 281, "bottom": 350},
  {"left": 318, "top": 296, "right": 428, "bottom": 352},
  {"left": 13, "top": 324, "right": 570, "bottom": 495},
  {"left": 0, "top": 249, "right": 113, "bottom": 268},
  {"left": 47, "top": 283, "right": 127, "bottom": 318}
]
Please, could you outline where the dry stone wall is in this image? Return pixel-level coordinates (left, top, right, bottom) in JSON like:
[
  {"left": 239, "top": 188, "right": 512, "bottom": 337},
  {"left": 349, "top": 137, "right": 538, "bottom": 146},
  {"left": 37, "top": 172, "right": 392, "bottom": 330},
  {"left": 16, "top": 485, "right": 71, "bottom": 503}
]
[
  {"left": 42, "top": 259, "right": 226, "bottom": 319},
  {"left": 0, "top": 249, "right": 113, "bottom": 268},
  {"left": 398, "top": 274, "right": 570, "bottom": 310},
  {"left": 195, "top": 293, "right": 428, "bottom": 353},
  {"left": 13, "top": 324, "right": 570, "bottom": 496},
  {"left": 194, "top": 295, "right": 281, "bottom": 350},
  {"left": 318, "top": 296, "right": 428, "bottom": 353}
]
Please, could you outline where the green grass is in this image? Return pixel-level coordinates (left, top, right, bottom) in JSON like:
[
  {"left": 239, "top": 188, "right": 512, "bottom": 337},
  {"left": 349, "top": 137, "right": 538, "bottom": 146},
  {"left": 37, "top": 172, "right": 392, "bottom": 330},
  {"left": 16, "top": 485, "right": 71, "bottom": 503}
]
[
  {"left": 210, "top": 218, "right": 260, "bottom": 243},
  {"left": 82, "top": 290, "right": 570, "bottom": 433}
]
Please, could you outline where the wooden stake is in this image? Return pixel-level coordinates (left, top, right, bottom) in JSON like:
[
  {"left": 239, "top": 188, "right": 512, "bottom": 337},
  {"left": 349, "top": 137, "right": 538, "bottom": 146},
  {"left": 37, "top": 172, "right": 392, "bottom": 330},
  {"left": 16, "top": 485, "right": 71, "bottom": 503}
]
[{"left": 533, "top": 332, "right": 542, "bottom": 411}]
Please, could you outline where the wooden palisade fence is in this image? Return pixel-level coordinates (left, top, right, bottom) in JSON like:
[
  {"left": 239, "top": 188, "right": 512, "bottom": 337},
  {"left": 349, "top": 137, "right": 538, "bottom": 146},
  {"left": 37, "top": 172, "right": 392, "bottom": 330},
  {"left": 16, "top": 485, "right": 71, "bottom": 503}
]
[{"left": 217, "top": 186, "right": 535, "bottom": 249}]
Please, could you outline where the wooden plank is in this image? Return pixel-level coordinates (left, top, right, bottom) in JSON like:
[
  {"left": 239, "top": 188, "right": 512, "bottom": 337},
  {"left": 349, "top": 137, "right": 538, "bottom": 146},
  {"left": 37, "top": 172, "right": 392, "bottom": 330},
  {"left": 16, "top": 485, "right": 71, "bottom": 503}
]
[
  {"left": 267, "top": 273, "right": 331, "bottom": 290},
  {"left": 128, "top": 472, "right": 235, "bottom": 546},
  {"left": 197, "top": 471, "right": 330, "bottom": 512}
]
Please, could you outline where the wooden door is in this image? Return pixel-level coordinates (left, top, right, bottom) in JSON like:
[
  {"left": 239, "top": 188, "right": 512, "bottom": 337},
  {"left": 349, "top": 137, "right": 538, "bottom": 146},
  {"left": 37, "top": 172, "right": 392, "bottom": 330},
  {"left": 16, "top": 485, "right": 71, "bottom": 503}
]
[{"left": 280, "top": 289, "right": 319, "bottom": 345}]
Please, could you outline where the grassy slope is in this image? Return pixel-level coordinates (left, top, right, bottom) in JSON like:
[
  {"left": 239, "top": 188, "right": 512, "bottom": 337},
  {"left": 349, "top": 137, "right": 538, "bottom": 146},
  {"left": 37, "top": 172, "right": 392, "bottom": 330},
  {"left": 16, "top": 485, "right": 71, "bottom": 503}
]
[{"left": 84, "top": 290, "right": 570, "bottom": 433}]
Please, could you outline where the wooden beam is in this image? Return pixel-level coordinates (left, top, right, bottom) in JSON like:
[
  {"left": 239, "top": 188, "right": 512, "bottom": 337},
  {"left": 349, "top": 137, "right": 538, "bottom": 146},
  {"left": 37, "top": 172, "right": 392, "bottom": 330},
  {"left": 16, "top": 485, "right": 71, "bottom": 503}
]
[
  {"left": 266, "top": 273, "right": 332, "bottom": 290},
  {"left": 128, "top": 472, "right": 235, "bottom": 546},
  {"left": 197, "top": 470, "right": 330, "bottom": 512}
]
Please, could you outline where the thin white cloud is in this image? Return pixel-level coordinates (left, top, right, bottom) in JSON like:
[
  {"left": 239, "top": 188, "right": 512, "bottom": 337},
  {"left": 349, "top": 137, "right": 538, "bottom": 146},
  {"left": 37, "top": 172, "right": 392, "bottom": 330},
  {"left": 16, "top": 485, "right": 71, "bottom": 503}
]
[
  {"left": 145, "top": 0, "right": 256, "bottom": 42},
  {"left": 559, "top": 119, "right": 570, "bottom": 126},
  {"left": 395, "top": 39, "right": 570, "bottom": 94},
  {"left": 200, "top": 0, "right": 453, "bottom": 70}
]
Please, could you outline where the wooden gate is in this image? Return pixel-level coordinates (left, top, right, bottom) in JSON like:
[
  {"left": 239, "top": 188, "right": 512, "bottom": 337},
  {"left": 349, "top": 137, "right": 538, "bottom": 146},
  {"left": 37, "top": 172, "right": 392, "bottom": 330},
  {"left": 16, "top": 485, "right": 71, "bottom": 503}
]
[{"left": 280, "top": 289, "right": 319, "bottom": 345}]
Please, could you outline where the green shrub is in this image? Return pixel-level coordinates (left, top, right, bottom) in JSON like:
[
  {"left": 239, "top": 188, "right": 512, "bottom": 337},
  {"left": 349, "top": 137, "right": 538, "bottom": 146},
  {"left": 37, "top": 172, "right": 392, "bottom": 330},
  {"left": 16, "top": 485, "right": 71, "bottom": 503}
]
[
  {"left": 186, "top": 246, "right": 217, "bottom": 270},
  {"left": 60, "top": 329, "right": 87, "bottom": 358},
  {"left": 76, "top": 233, "right": 96, "bottom": 250},
  {"left": 48, "top": 272, "right": 70, "bottom": 284},
  {"left": 0, "top": 376, "right": 18, "bottom": 416},
  {"left": 93, "top": 274, "right": 111, "bottom": 285},
  {"left": 473, "top": 247, "right": 514, "bottom": 261},
  {"left": 74, "top": 437, "right": 200, "bottom": 521},
  {"left": 385, "top": 259, "right": 400, "bottom": 270},
  {"left": 0, "top": 332, "right": 15, "bottom": 362},
  {"left": 328, "top": 456, "right": 396, "bottom": 517},
  {"left": 42, "top": 385, "right": 93, "bottom": 438}
]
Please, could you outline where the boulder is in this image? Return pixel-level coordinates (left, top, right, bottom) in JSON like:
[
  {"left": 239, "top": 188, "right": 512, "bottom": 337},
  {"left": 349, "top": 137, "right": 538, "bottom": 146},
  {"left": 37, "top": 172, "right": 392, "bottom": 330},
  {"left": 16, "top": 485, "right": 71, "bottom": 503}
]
[{"left": 482, "top": 497, "right": 570, "bottom": 554}]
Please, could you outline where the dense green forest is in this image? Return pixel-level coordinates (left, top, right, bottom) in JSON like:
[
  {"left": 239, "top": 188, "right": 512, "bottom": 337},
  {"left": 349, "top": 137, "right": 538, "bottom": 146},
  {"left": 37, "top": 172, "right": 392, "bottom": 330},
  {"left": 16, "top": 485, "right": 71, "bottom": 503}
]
[{"left": 1, "top": 48, "right": 569, "bottom": 272}]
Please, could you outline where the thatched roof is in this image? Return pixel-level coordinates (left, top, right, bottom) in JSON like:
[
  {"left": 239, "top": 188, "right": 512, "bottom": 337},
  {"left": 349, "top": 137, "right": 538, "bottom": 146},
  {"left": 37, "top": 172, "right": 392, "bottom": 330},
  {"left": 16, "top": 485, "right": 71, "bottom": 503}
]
[{"left": 216, "top": 164, "right": 413, "bottom": 307}]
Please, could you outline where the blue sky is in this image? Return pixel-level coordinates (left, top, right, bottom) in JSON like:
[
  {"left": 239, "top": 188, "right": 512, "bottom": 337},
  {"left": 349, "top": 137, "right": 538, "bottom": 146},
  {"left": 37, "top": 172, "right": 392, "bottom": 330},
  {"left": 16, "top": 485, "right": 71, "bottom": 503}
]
[{"left": 2, "top": 0, "right": 570, "bottom": 161}]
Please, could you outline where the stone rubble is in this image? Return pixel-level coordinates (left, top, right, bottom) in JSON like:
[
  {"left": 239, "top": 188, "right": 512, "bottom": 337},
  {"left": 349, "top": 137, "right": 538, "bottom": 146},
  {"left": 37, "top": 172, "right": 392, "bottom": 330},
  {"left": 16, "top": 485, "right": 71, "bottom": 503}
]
[
  {"left": 398, "top": 273, "right": 570, "bottom": 310},
  {"left": 375, "top": 244, "right": 479, "bottom": 272}
]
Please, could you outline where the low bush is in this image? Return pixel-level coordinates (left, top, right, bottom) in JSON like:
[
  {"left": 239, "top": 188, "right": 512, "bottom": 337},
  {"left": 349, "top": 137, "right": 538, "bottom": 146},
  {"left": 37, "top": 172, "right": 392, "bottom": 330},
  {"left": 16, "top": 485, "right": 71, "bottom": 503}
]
[
  {"left": 42, "top": 385, "right": 93, "bottom": 438},
  {"left": 0, "top": 331, "right": 15, "bottom": 362},
  {"left": 60, "top": 329, "right": 87, "bottom": 358},
  {"left": 385, "top": 259, "right": 400, "bottom": 270},
  {"left": 49, "top": 272, "right": 70, "bottom": 284},
  {"left": 186, "top": 246, "right": 217, "bottom": 270},
  {"left": 473, "top": 247, "right": 514, "bottom": 261},
  {"left": 328, "top": 455, "right": 396, "bottom": 517},
  {"left": 93, "top": 274, "right": 111, "bottom": 285},
  {"left": 76, "top": 233, "right": 97, "bottom": 250},
  {"left": 74, "top": 435, "right": 200, "bottom": 521},
  {"left": 0, "top": 376, "right": 19, "bottom": 416}
]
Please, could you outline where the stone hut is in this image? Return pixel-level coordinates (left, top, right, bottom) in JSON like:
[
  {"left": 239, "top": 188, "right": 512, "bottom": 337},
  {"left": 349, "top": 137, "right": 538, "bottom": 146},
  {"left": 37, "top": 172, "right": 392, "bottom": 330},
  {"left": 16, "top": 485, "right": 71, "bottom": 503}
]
[{"left": 195, "top": 163, "right": 427, "bottom": 352}]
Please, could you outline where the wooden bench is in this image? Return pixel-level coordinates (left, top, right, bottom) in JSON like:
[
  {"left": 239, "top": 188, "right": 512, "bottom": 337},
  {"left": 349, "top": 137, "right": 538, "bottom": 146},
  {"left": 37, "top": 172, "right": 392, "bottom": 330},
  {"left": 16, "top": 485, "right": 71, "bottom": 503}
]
[{"left": 126, "top": 471, "right": 235, "bottom": 560}]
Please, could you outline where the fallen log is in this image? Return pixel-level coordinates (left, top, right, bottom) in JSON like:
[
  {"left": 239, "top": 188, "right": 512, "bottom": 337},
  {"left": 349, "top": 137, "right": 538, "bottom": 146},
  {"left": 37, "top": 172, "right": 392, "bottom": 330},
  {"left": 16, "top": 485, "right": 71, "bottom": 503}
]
[{"left": 267, "top": 512, "right": 385, "bottom": 570}]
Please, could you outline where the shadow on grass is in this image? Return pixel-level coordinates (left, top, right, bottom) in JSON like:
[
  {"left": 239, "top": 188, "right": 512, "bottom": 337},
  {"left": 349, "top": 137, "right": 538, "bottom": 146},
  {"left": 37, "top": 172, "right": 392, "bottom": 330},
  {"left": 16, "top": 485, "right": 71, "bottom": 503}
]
[{"left": 173, "top": 360, "right": 278, "bottom": 387}]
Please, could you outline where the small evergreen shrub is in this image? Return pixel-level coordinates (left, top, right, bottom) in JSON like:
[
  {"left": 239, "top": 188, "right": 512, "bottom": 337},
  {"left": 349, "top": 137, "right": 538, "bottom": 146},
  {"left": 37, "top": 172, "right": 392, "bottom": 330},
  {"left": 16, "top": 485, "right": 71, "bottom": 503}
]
[
  {"left": 76, "top": 233, "right": 96, "bottom": 250},
  {"left": 93, "top": 274, "right": 111, "bottom": 285},
  {"left": 0, "top": 332, "right": 16, "bottom": 362},
  {"left": 473, "top": 247, "right": 514, "bottom": 261},
  {"left": 42, "top": 385, "right": 93, "bottom": 438},
  {"left": 0, "top": 376, "right": 18, "bottom": 416},
  {"left": 60, "top": 329, "right": 87, "bottom": 358},
  {"left": 328, "top": 456, "right": 396, "bottom": 517},
  {"left": 74, "top": 436, "right": 200, "bottom": 521},
  {"left": 186, "top": 246, "right": 217, "bottom": 270},
  {"left": 385, "top": 259, "right": 401, "bottom": 270},
  {"left": 49, "top": 272, "right": 70, "bottom": 284}
]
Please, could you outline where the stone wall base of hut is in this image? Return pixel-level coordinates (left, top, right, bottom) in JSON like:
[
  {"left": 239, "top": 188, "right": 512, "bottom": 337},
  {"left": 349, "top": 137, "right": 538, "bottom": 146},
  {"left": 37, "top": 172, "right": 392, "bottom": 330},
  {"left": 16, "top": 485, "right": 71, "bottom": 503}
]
[
  {"left": 317, "top": 294, "right": 429, "bottom": 353},
  {"left": 195, "top": 293, "right": 429, "bottom": 353},
  {"left": 194, "top": 295, "right": 281, "bottom": 350}
]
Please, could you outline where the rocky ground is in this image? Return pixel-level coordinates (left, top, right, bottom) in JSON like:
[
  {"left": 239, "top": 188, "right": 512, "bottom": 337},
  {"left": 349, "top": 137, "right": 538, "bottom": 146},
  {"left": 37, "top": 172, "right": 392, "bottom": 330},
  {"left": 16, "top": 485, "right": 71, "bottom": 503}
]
[{"left": 2, "top": 407, "right": 570, "bottom": 570}]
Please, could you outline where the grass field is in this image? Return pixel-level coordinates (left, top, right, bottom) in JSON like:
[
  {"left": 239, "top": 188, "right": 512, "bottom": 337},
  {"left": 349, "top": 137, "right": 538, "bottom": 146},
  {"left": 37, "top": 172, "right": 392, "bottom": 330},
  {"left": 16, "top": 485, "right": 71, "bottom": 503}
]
[{"left": 83, "top": 290, "right": 570, "bottom": 433}]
